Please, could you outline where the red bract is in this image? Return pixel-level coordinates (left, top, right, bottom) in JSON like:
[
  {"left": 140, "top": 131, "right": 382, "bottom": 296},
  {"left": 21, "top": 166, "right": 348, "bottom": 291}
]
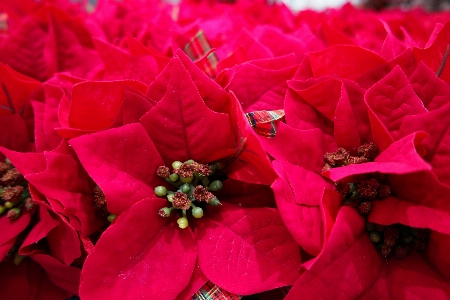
[
  {"left": 263, "top": 45, "right": 450, "bottom": 298},
  {"left": 216, "top": 54, "right": 298, "bottom": 112},
  {"left": 285, "top": 207, "right": 450, "bottom": 300},
  {"left": 0, "top": 147, "right": 82, "bottom": 300},
  {"left": 71, "top": 54, "right": 300, "bottom": 299},
  {"left": 0, "top": 5, "right": 101, "bottom": 81},
  {"left": 33, "top": 74, "right": 155, "bottom": 149}
]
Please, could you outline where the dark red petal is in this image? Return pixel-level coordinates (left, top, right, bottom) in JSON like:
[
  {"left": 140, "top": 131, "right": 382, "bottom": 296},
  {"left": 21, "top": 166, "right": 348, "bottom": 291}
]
[
  {"left": 80, "top": 198, "right": 197, "bottom": 300},
  {"left": 196, "top": 203, "right": 301, "bottom": 295},
  {"left": 68, "top": 80, "right": 147, "bottom": 131},
  {"left": 413, "top": 21, "right": 450, "bottom": 82},
  {"left": 285, "top": 207, "right": 383, "bottom": 300},
  {"left": 361, "top": 252, "right": 450, "bottom": 299},
  {"left": 0, "top": 256, "right": 80, "bottom": 300},
  {"left": 309, "top": 45, "right": 386, "bottom": 80},
  {"left": 369, "top": 171, "right": 450, "bottom": 235},
  {"left": 70, "top": 123, "right": 165, "bottom": 214},
  {"left": 365, "top": 66, "right": 427, "bottom": 140},
  {"left": 0, "top": 115, "right": 32, "bottom": 152},
  {"left": 222, "top": 55, "right": 297, "bottom": 112},
  {"left": 140, "top": 56, "right": 232, "bottom": 164},
  {"left": 409, "top": 62, "right": 450, "bottom": 111},
  {"left": 20, "top": 207, "right": 80, "bottom": 265},
  {"left": 175, "top": 262, "right": 208, "bottom": 300},
  {"left": 271, "top": 160, "right": 326, "bottom": 255},
  {"left": 26, "top": 148, "right": 104, "bottom": 236}
]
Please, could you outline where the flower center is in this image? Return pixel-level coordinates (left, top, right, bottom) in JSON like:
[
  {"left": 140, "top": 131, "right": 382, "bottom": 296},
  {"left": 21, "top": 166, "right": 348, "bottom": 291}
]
[
  {"left": 0, "top": 159, "right": 33, "bottom": 220},
  {"left": 92, "top": 185, "right": 117, "bottom": 223},
  {"left": 323, "top": 143, "right": 430, "bottom": 259},
  {"left": 154, "top": 160, "right": 224, "bottom": 229}
]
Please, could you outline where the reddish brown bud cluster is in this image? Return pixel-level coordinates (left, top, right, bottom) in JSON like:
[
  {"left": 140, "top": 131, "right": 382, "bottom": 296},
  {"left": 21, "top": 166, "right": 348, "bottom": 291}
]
[
  {"left": 0, "top": 168, "right": 23, "bottom": 186},
  {"left": 0, "top": 161, "right": 32, "bottom": 220},
  {"left": 195, "top": 163, "right": 211, "bottom": 177},
  {"left": 174, "top": 163, "right": 195, "bottom": 178},
  {"left": 357, "top": 201, "right": 372, "bottom": 215},
  {"left": 173, "top": 162, "right": 211, "bottom": 178},
  {"left": 323, "top": 143, "right": 379, "bottom": 172},
  {"left": 366, "top": 223, "right": 430, "bottom": 259},
  {"left": 92, "top": 185, "right": 108, "bottom": 217},
  {"left": 335, "top": 176, "right": 391, "bottom": 217},
  {"left": 358, "top": 179, "right": 379, "bottom": 199},
  {"left": 357, "top": 142, "right": 378, "bottom": 160},
  {"left": 172, "top": 192, "right": 191, "bottom": 210},
  {"left": 2, "top": 186, "right": 24, "bottom": 203},
  {"left": 193, "top": 186, "right": 214, "bottom": 203},
  {"left": 156, "top": 166, "right": 170, "bottom": 178}
]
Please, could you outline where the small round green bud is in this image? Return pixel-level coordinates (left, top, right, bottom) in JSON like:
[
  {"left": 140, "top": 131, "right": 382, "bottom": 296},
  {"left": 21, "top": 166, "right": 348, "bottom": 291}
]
[
  {"left": 209, "top": 197, "right": 221, "bottom": 206},
  {"left": 181, "top": 183, "right": 190, "bottom": 194},
  {"left": 172, "top": 161, "right": 183, "bottom": 169},
  {"left": 185, "top": 159, "right": 194, "bottom": 165},
  {"left": 0, "top": 206, "right": 5, "bottom": 215},
  {"left": 369, "top": 231, "right": 381, "bottom": 243},
  {"left": 192, "top": 207, "right": 204, "bottom": 218},
  {"left": 209, "top": 180, "right": 223, "bottom": 191},
  {"left": 167, "top": 194, "right": 174, "bottom": 202},
  {"left": 177, "top": 217, "right": 189, "bottom": 229},
  {"left": 158, "top": 207, "right": 172, "bottom": 217},
  {"left": 4, "top": 201, "right": 14, "bottom": 209},
  {"left": 154, "top": 186, "right": 168, "bottom": 197},
  {"left": 107, "top": 214, "right": 117, "bottom": 223},
  {"left": 180, "top": 176, "right": 193, "bottom": 183},
  {"left": 169, "top": 173, "right": 179, "bottom": 182}
]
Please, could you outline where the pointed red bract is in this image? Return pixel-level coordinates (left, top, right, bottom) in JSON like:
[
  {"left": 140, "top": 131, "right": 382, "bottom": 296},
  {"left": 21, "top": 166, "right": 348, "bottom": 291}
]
[
  {"left": 80, "top": 198, "right": 197, "bottom": 300},
  {"left": 140, "top": 56, "right": 233, "bottom": 164},
  {"left": 195, "top": 203, "right": 301, "bottom": 294},
  {"left": 70, "top": 123, "right": 165, "bottom": 214}
]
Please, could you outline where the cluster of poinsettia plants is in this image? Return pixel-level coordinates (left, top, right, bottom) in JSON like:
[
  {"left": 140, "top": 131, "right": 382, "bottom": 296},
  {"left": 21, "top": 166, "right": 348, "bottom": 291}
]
[{"left": 1, "top": 0, "right": 450, "bottom": 299}]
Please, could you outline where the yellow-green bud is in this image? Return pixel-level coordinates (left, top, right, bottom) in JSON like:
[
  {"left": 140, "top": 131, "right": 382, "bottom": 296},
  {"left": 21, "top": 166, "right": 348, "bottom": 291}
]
[
  {"left": 177, "top": 217, "right": 189, "bottom": 229},
  {"left": 192, "top": 207, "right": 204, "bottom": 218},
  {"left": 180, "top": 176, "right": 193, "bottom": 183},
  {"left": 154, "top": 186, "right": 168, "bottom": 197},
  {"left": 107, "top": 214, "right": 117, "bottom": 223},
  {"left": 169, "top": 173, "right": 179, "bottom": 182},
  {"left": 172, "top": 161, "right": 183, "bottom": 169}
]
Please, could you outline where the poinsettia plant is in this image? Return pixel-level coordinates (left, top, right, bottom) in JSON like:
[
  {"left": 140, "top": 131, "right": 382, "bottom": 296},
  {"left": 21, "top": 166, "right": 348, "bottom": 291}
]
[{"left": 1, "top": 0, "right": 450, "bottom": 299}]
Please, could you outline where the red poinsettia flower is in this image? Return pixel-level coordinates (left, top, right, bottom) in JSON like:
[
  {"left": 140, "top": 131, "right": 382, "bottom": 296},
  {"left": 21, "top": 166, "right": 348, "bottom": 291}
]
[
  {"left": 70, "top": 53, "right": 301, "bottom": 299},
  {"left": 260, "top": 47, "right": 450, "bottom": 297},
  {"left": 0, "top": 63, "right": 81, "bottom": 299},
  {"left": 0, "top": 144, "right": 82, "bottom": 300}
]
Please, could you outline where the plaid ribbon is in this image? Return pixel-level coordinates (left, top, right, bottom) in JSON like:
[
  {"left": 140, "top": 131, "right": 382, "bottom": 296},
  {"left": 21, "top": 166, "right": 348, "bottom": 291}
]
[
  {"left": 184, "top": 30, "right": 219, "bottom": 78},
  {"left": 192, "top": 281, "right": 241, "bottom": 300},
  {"left": 245, "top": 109, "right": 285, "bottom": 137}
]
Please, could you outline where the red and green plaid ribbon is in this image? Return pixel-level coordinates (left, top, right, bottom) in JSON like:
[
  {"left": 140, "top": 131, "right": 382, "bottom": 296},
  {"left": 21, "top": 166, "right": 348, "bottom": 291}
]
[
  {"left": 184, "top": 30, "right": 219, "bottom": 78},
  {"left": 245, "top": 109, "right": 285, "bottom": 137},
  {"left": 192, "top": 281, "right": 241, "bottom": 300}
]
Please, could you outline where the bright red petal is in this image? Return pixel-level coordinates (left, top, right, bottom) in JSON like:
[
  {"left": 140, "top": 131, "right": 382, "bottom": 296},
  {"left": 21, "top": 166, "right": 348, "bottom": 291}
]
[
  {"left": 80, "top": 198, "right": 197, "bottom": 300},
  {"left": 195, "top": 203, "right": 301, "bottom": 295},
  {"left": 70, "top": 123, "right": 165, "bottom": 214},
  {"left": 140, "top": 56, "right": 232, "bottom": 164}
]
